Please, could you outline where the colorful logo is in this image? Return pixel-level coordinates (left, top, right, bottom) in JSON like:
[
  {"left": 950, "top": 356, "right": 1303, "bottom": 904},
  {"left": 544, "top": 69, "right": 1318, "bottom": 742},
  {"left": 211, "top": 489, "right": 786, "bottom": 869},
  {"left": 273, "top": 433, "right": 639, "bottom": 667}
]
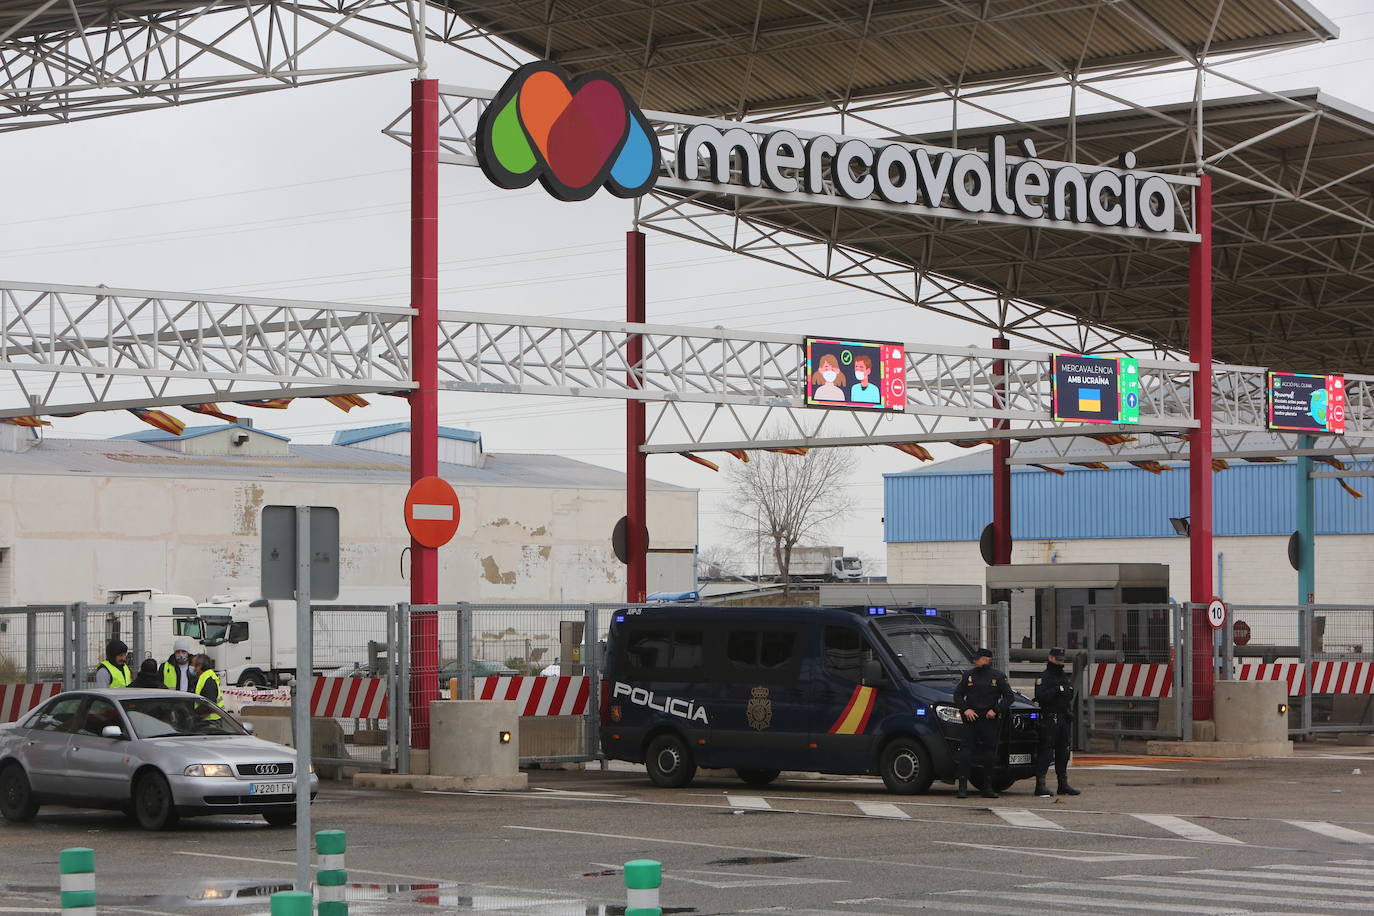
[{"left": 476, "top": 61, "right": 659, "bottom": 202}]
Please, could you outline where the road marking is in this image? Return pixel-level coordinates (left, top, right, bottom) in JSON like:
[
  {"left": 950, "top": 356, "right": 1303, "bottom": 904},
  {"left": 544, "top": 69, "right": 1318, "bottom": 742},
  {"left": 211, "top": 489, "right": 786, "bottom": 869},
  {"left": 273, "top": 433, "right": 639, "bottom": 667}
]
[
  {"left": 855, "top": 801, "right": 909, "bottom": 818},
  {"left": 726, "top": 794, "right": 772, "bottom": 810},
  {"left": 840, "top": 901, "right": 1104, "bottom": 916},
  {"left": 994, "top": 809, "right": 1064, "bottom": 829},
  {"left": 942, "top": 888, "right": 1276, "bottom": 914},
  {"left": 1085, "top": 764, "right": 1179, "bottom": 771},
  {"left": 1038, "top": 878, "right": 1374, "bottom": 910},
  {"left": 664, "top": 868, "right": 845, "bottom": 889},
  {"left": 502, "top": 826, "right": 1047, "bottom": 879},
  {"left": 1108, "top": 873, "right": 1374, "bottom": 902},
  {"left": 1287, "top": 820, "right": 1374, "bottom": 844},
  {"left": 1131, "top": 813, "right": 1244, "bottom": 844},
  {"left": 933, "top": 841, "right": 1190, "bottom": 862},
  {"left": 1255, "top": 863, "right": 1374, "bottom": 876},
  {"left": 1189, "top": 868, "right": 1374, "bottom": 889}
]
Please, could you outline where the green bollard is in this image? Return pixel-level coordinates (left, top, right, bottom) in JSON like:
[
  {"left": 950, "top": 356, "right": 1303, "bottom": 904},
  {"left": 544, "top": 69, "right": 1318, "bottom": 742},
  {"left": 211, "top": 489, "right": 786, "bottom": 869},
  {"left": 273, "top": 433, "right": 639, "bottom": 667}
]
[
  {"left": 59, "top": 847, "right": 96, "bottom": 915},
  {"left": 624, "top": 859, "right": 662, "bottom": 916},
  {"left": 316, "top": 829, "right": 348, "bottom": 915},
  {"left": 269, "top": 890, "right": 312, "bottom": 916}
]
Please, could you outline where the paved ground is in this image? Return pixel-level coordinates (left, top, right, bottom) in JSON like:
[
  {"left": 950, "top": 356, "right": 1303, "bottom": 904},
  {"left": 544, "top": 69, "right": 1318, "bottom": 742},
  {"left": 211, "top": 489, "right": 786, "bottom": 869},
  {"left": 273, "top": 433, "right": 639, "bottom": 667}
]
[{"left": 4, "top": 746, "right": 1374, "bottom": 914}]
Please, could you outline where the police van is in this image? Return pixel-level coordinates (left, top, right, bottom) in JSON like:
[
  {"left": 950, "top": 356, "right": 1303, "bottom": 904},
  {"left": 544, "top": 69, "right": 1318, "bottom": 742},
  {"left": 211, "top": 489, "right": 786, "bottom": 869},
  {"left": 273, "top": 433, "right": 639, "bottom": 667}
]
[{"left": 600, "top": 605, "right": 1040, "bottom": 794}]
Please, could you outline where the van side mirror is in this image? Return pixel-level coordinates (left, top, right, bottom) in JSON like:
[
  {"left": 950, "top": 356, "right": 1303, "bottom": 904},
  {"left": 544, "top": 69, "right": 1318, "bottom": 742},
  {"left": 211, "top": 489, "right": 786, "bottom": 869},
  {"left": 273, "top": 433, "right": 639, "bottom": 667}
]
[
  {"left": 227, "top": 621, "right": 249, "bottom": 644},
  {"left": 861, "top": 659, "right": 887, "bottom": 687}
]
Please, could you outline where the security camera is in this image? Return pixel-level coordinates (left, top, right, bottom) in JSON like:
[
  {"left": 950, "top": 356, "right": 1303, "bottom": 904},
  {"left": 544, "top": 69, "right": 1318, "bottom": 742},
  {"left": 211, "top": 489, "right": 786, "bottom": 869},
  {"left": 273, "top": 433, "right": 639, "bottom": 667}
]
[{"left": 230, "top": 431, "right": 249, "bottom": 446}]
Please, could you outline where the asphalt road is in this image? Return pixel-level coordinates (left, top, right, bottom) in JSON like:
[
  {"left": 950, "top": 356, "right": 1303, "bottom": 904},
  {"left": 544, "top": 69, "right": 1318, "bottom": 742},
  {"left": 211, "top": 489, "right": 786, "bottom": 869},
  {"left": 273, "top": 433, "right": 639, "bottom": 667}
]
[{"left": 4, "top": 747, "right": 1374, "bottom": 915}]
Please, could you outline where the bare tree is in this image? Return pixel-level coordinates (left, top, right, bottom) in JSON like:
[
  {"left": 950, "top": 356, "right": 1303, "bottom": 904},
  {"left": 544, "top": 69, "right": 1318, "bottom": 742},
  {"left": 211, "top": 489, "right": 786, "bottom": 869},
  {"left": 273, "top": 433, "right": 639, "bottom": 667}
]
[{"left": 722, "top": 444, "right": 855, "bottom": 594}]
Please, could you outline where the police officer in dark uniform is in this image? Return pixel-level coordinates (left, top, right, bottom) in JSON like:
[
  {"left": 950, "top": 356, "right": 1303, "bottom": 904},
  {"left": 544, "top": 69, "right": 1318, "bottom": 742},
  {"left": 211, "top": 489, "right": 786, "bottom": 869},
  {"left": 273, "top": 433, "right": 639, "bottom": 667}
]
[
  {"left": 952, "top": 648, "right": 1014, "bottom": 799},
  {"left": 1033, "top": 646, "right": 1082, "bottom": 798}
]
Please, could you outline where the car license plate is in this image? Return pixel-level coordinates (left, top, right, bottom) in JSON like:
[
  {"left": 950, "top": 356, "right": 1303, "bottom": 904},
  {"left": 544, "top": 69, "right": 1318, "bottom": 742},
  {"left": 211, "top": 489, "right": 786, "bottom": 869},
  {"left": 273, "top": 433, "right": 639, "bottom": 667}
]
[
  {"left": 249, "top": 782, "right": 295, "bottom": 796},
  {"left": 1008, "top": 753, "right": 1032, "bottom": 766}
]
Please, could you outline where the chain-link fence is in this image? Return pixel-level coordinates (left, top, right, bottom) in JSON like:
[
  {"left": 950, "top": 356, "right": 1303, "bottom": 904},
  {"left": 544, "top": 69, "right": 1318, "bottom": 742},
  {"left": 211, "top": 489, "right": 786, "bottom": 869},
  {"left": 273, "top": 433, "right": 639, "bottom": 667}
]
[
  {"left": 0, "top": 605, "right": 71, "bottom": 688},
  {"left": 1080, "top": 604, "right": 1189, "bottom": 744},
  {"left": 930, "top": 603, "right": 1011, "bottom": 674},
  {"left": 304, "top": 606, "right": 398, "bottom": 774}
]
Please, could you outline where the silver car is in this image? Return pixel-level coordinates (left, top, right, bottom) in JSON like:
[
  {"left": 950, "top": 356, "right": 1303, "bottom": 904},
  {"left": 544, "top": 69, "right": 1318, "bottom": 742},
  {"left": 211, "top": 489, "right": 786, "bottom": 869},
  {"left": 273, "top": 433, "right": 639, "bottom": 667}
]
[{"left": 0, "top": 688, "right": 318, "bottom": 830}]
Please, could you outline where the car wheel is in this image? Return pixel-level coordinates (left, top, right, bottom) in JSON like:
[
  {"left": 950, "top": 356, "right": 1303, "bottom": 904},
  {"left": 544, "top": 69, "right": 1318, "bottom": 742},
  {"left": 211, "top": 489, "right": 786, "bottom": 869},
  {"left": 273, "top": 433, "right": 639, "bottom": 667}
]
[
  {"left": 736, "top": 768, "right": 781, "bottom": 787},
  {"left": 0, "top": 763, "right": 39, "bottom": 823},
  {"left": 879, "top": 738, "right": 934, "bottom": 795},
  {"left": 133, "top": 772, "right": 179, "bottom": 831},
  {"left": 262, "top": 808, "right": 297, "bottom": 827},
  {"left": 645, "top": 733, "right": 696, "bottom": 789}
]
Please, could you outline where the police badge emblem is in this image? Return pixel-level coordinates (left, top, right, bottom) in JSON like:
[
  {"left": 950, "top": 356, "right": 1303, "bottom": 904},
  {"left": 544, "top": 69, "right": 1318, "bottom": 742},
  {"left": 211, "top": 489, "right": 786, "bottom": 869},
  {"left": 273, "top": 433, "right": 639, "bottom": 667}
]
[{"left": 746, "top": 686, "right": 772, "bottom": 731}]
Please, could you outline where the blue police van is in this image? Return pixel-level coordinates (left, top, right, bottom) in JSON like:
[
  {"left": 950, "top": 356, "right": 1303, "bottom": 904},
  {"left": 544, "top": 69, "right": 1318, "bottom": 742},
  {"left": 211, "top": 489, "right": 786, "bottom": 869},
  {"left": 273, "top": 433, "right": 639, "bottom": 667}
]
[{"left": 599, "top": 605, "right": 1040, "bottom": 793}]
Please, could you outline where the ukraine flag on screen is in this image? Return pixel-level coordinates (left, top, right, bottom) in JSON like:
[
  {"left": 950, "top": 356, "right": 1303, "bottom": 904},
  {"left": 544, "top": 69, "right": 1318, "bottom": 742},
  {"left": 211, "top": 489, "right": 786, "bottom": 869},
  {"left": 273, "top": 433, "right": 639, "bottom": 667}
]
[{"left": 1078, "top": 388, "right": 1101, "bottom": 412}]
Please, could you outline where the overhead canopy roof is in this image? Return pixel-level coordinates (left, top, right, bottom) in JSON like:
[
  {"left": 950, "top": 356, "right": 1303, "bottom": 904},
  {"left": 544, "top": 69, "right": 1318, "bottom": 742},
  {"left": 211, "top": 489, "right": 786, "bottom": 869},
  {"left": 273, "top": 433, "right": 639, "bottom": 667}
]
[{"left": 452, "top": 0, "right": 1337, "bottom": 116}]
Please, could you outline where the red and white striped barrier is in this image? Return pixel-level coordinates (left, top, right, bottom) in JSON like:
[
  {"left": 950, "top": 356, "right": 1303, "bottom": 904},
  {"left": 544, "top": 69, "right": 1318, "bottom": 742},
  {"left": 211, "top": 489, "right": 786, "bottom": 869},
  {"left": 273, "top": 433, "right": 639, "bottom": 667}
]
[
  {"left": 473, "top": 675, "right": 591, "bottom": 717},
  {"left": 1309, "top": 661, "right": 1374, "bottom": 695},
  {"left": 1089, "top": 663, "right": 1173, "bottom": 698},
  {"left": 0, "top": 682, "right": 62, "bottom": 722},
  {"left": 310, "top": 676, "right": 388, "bottom": 719},
  {"left": 1235, "top": 662, "right": 1307, "bottom": 696}
]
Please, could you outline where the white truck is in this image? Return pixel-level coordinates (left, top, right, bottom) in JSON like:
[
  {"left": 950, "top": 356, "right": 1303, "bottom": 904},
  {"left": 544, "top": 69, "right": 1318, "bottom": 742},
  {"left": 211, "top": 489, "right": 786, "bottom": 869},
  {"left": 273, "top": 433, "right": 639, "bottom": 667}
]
[{"left": 766, "top": 546, "right": 865, "bottom": 582}]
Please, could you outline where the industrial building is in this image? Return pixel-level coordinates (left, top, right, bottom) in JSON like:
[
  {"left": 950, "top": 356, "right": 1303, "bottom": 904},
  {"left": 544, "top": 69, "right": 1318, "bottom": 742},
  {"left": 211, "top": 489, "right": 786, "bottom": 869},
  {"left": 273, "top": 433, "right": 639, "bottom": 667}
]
[
  {"left": 885, "top": 447, "right": 1374, "bottom": 607},
  {"left": 0, "top": 422, "right": 697, "bottom": 605}
]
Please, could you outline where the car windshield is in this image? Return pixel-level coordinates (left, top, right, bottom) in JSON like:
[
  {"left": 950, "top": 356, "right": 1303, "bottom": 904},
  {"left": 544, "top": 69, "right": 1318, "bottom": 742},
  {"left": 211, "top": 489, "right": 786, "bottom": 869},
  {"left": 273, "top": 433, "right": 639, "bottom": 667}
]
[
  {"left": 873, "top": 620, "right": 973, "bottom": 678},
  {"left": 120, "top": 696, "right": 246, "bottom": 738},
  {"left": 842, "top": 557, "right": 861, "bottom": 569}
]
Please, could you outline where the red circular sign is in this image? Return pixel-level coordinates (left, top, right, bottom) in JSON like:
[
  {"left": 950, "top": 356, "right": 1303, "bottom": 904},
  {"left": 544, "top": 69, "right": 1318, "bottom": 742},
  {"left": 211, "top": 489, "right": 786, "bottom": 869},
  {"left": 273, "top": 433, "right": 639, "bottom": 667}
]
[
  {"left": 1233, "top": 620, "right": 1252, "bottom": 647},
  {"left": 404, "top": 476, "right": 461, "bottom": 548}
]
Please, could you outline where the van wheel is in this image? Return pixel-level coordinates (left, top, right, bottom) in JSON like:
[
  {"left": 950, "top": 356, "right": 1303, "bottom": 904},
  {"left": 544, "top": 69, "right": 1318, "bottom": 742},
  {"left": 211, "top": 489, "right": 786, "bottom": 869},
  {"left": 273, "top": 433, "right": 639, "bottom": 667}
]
[
  {"left": 970, "top": 771, "right": 1017, "bottom": 794},
  {"left": 645, "top": 734, "right": 696, "bottom": 788},
  {"left": 0, "top": 763, "right": 39, "bottom": 823},
  {"left": 736, "top": 768, "right": 780, "bottom": 787},
  {"left": 879, "top": 738, "right": 934, "bottom": 794}
]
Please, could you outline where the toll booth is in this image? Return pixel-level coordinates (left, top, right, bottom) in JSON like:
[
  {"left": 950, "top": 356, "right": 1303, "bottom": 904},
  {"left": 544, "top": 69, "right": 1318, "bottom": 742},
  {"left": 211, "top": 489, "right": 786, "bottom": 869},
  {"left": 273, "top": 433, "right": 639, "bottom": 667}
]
[{"left": 987, "top": 563, "right": 1171, "bottom": 656}]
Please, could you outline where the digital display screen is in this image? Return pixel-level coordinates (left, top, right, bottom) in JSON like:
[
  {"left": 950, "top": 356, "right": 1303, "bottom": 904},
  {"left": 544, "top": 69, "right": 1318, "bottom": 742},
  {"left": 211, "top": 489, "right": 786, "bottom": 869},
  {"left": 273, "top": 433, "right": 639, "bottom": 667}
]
[
  {"left": 804, "top": 337, "right": 906, "bottom": 411},
  {"left": 1268, "top": 372, "right": 1346, "bottom": 434},
  {"left": 1051, "top": 354, "right": 1140, "bottom": 424}
]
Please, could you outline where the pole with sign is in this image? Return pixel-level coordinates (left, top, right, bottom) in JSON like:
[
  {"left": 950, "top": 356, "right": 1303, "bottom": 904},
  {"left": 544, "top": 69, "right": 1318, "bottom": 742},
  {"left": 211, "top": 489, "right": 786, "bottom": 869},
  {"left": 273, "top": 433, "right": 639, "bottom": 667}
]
[
  {"left": 1207, "top": 598, "right": 1227, "bottom": 630},
  {"left": 262, "top": 505, "right": 339, "bottom": 894}
]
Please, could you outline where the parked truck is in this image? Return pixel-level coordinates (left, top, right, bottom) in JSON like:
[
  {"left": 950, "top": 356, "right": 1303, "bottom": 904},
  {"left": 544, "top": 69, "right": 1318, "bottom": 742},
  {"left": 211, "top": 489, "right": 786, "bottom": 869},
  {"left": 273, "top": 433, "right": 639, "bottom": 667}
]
[{"left": 764, "top": 546, "right": 864, "bottom": 582}]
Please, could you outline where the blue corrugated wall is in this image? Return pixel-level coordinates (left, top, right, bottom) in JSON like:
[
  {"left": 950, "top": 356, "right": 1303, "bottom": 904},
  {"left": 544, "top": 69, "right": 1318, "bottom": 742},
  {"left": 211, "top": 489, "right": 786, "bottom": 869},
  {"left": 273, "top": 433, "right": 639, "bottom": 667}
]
[{"left": 884, "top": 463, "right": 1374, "bottom": 542}]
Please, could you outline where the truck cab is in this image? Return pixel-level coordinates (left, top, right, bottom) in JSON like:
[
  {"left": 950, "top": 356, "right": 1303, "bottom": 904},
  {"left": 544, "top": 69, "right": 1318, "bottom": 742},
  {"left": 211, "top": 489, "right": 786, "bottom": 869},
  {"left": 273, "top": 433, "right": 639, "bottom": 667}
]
[{"left": 600, "top": 605, "right": 1039, "bottom": 794}]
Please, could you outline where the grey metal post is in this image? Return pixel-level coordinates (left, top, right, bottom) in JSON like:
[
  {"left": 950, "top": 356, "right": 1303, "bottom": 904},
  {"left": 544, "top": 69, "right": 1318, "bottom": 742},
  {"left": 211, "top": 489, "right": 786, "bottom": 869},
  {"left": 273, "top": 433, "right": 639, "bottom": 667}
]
[
  {"left": 131, "top": 602, "right": 146, "bottom": 665},
  {"left": 386, "top": 603, "right": 399, "bottom": 773},
  {"left": 1071, "top": 651, "right": 1087, "bottom": 751},
  {"left": 996, "top": 601, "right": 1010, "bottom": 674},
  {"left": 293, "top": 506, "right": 312, "bottom": 894},
  {"left": 1299, "top": 604, "right": 1313, "bottom": 738},
  {"left": 1181, "top": 604, "right": 1194, "bottom": 740},
  {"left": 1172, "top": 604, "right": 1185, "bottom": 740},
  {"left": 458, "top": 603, "right": 472, "bottom": 700},
  {"left": 583, "top": 604, "right": 598, "bottom": 760},
  {"left": 24, "top": 609, "right": 36, "bottom": 681},
  {"left": 1221, "top": 611, "right": 1233, "bottom": 682},
  {"left": 71, "top": 603, "right": 88, "bottom": 691},
  {"left": 397, "top": 603, "right": 411, "bottom": 775},
  {"left": 1085, "top": 609, "right": 1096, "bottom": 743}
]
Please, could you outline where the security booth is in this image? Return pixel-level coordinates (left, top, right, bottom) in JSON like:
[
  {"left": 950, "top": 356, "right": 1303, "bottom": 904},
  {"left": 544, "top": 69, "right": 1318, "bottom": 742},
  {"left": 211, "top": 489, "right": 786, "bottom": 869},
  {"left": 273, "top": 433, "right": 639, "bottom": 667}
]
[{"left": 987, "top": 563, "right": 1171, "bottom": 656}]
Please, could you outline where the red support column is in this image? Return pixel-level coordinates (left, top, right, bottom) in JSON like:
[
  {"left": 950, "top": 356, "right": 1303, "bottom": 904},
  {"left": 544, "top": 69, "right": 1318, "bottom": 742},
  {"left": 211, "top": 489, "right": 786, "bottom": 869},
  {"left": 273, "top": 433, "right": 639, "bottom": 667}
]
[
  {"left": 409, "top": 78, "right": 440, "bottom": 750},
  {"left": 992, "top": 337, "right": 1012, "bottom": 565},
  {"left": 626, "top": 230, "right": 648, "bottom": 603},
  {"left": 1189, "top": 175, "right": 1215, "bottom": 725}
]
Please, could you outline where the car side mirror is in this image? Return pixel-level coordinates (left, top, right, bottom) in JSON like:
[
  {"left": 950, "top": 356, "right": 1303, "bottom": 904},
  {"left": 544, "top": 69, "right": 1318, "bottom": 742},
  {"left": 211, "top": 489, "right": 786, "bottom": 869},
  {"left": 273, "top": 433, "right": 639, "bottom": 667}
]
[
  {"left": 100, "top": 725, "right": 127, "bottom": 740},
  {"left": 242, "top": 722, "right": 255, "bottom": 735},
  {"left": 861, "top": 659, "right": 888, "bottom": 687}
]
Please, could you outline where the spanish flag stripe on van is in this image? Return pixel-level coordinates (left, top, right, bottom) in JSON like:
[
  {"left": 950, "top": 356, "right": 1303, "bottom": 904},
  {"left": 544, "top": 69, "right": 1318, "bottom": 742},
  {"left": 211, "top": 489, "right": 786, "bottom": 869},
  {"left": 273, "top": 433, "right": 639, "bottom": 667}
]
[{"left": 828, "top": 685, "right": 876, "bottom": 734}]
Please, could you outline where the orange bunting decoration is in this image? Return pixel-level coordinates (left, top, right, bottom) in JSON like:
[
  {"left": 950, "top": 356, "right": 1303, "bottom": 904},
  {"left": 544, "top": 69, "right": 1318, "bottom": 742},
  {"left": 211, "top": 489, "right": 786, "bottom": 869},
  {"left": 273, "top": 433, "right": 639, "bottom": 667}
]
[
  {"left": 1243, "top": 456, "right": 1284, "bottom": 463},
  {"left": 1337, "top": 478, "right": 1364, "bottom": 499},
  {"left": 1090, "top": 433, "right": 1138, "bottom": 446},
  {"left": 379, "top": 390, "right": 414, "bottom": 400},
  {"left": 1030, "top": 464, "right": 1066, "bottom": 475},
  {"left": 1, "top": 416, "right": 50, "bottom": 427},
  {"left": 128, "top": 408, "right": 185, "bottom": 436},
  {"left": 1070, "top": 462, "right": 1111, "bottom": 471},
  {"left": 184, "top": 403, "right": 239, "bottom": 423},
  {"left": 953, "top": 439, "right": 995, "bottom": 448},
  {"left": 725, "top": 449, "right": 750, "bottom": 463},
  {"left": 1128, "top": 460, "right": 1171, "bottom": 474},
  {"left": 888, "top": 443, "right": 934, "bottom": 462},
  {"left": 1212, "top": 459, "right": 1230, "bottom": 472},
  {"left": 1316, "top": 456, "right": 1349, "bottom": 471},
  {"left": 323, "top": 394, "right": 371, "bottom": 413},
  {"left": 235, "top": 398, "right": 293, "bottom": 409},
  {"left": 681, "top": 452, "right": 719, "bottom": 472},
  {"left": 766, "top": 447, "right": 809, "bottom": 456}
]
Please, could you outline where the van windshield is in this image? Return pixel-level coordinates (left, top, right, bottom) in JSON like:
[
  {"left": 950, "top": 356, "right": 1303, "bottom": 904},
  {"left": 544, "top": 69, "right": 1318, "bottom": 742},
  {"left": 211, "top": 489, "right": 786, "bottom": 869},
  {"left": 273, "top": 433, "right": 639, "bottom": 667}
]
[{"left": 872, "top": 621, "right": 972, "bottom": 678}]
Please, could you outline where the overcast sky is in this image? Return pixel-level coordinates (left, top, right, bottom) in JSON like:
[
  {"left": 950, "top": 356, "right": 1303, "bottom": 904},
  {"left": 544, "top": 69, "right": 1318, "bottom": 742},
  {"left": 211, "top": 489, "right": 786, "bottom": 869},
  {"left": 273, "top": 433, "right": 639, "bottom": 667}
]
[{"left": 4, "top": 0, "right": 1372, "bottom": 577}]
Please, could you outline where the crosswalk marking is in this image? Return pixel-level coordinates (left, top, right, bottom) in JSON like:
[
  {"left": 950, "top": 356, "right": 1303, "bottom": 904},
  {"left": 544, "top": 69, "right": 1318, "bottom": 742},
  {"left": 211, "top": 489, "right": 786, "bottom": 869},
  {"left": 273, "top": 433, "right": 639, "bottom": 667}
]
[
  {"left": 725, "top": 794, "right": 772, "bottom": 810},
  {"left": 993, "top": 808, "right": 1064, "bottom": 830},
  {"left": 1287, "top": 820, "right": 1374, "bottom": 844},
  {"left": 844, "top": 901, "right": 1104, "bottom": 916},
  {"left": 1131, "top": 813, "right": 1245, "bottom": 844},
  {"left": 941, "top": 888, "right": 1266, "bottom": 914},
  {"left": 1190, "top": 868, "right": 1374, "bottom": 890},
  {"left": 1255, "top": 863, "right": 1374, "bottom": 877},
  {"left": 855, "top": 801, "right": 909, "bottom": 819},
  {"left": 1110, "top": 872, "right": 1374, "bottom": 902},
  {"left": 1034, "top": 879, "right": 1374, "bottom": 911}
]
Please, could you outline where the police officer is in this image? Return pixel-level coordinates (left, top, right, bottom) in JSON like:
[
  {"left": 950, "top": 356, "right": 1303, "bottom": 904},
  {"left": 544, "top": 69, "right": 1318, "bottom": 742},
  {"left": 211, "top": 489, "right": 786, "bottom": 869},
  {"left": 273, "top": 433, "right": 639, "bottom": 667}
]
[
  {"left": 952, "top": 648, "right": 1014, "bottom": 799},
  {"left": 1034, "top": 647, "right": 1082, "bottom": 798},
  {"left": 94, "top": 639, "right": 131, "bottom": 688}
]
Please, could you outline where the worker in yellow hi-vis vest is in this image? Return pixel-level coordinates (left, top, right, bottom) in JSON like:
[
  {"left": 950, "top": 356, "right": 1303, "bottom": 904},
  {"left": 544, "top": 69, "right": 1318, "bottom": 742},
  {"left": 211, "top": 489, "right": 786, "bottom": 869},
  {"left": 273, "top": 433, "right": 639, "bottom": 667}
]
[
  {"left": 191, "top": 653, "right": 224, "bottom": 720},
  {"left": 94, "top": 640, "right": 131, "bottom": 688}
]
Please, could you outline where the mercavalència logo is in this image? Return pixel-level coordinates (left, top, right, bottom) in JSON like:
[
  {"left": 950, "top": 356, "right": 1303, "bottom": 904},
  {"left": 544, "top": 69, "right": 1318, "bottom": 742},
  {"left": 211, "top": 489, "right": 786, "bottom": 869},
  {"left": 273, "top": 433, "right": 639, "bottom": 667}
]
[{"left": 476, "top": 61, "right": 660, "bottom": 202}]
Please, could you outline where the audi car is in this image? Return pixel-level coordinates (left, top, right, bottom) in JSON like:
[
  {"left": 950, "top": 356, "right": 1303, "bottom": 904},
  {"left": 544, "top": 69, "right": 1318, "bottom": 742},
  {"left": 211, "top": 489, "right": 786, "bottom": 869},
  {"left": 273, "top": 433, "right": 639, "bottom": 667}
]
[{"left": 0, "top": 688, "right": 318, "bottom": 830}]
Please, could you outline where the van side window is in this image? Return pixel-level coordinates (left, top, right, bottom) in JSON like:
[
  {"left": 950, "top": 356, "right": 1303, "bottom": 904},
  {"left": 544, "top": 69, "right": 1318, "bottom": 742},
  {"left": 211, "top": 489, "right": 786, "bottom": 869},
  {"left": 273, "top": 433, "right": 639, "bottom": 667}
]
[
  {"left": 824, "top": 626, "right": 873, "bottom": 683},
  {"left": 626, "top": 628, "right": 705, "bottom": 676},
  {"left": 724, "top": 629, "right": 800, "bottom": 682}
]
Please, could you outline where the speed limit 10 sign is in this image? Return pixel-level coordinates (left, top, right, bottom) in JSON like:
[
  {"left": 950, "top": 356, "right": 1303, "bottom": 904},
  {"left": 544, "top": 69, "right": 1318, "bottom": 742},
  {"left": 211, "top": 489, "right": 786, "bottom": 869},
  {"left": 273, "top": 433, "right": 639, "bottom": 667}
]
[{"left": 1206, "top": 598, "right": 1227, "bottom": 630}]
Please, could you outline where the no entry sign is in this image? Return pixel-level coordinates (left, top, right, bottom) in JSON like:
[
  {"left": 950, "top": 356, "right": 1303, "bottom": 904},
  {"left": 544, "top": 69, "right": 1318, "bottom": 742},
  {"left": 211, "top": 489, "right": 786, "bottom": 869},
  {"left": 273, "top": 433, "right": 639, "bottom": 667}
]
[{"left": 405, "top": 476, "right": 461, "bottom": 548}]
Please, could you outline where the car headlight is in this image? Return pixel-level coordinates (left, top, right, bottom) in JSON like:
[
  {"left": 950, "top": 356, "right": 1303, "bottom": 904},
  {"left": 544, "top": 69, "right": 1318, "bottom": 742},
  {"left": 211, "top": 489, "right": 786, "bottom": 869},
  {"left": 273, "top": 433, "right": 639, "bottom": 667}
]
[
  {"left": 935, "top": 705, "right": 963, "bottom": 724},
  {"left": 184, "top": 764, "right": 234, "bottom": 778}
]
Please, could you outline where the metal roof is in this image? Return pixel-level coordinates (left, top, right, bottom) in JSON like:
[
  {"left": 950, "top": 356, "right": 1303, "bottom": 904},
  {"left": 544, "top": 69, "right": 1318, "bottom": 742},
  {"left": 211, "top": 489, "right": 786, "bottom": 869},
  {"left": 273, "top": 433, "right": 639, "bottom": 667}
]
[
  {"left": 452, "top": 0, "right": 1336, "bottom": 117},
  {"left": 884, "top": 459, "right": 1374, "bottom": 542},
  {"left": 112, "top": 424, "right": 291, "bottom": 444},
  {"left": 331, "top": 422, "right": 481, "bottom": 446},
  {"left": 0, "top": 437, "right": 691, "bottom": 491}
]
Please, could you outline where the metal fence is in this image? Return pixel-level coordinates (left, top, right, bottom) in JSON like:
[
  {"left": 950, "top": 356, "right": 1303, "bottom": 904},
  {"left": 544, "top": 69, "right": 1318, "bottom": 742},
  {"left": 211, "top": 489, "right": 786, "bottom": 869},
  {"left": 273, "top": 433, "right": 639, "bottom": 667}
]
[
  {"left": 306, "top": 605, "right": 399, "bottom": 774},
  {"left": 1223, "top": 604, "right": 1374, "bottom": 737},
  {"left": 930, "top": 603, "right": 1011, "bottom": 674},
  {"left": 1080, "top": 604, "right": 1189, "bottom": 745}
]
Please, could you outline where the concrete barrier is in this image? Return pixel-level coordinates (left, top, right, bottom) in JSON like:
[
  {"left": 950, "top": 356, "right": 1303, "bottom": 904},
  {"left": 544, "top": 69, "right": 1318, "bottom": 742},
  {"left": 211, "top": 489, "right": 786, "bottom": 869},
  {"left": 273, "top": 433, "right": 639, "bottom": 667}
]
[
  {"left": 356, "top": 700, "right": 527, "bottom": 791},
  {"left": 1148, "top": 680, "right": 1293, "bottom": 757}
]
